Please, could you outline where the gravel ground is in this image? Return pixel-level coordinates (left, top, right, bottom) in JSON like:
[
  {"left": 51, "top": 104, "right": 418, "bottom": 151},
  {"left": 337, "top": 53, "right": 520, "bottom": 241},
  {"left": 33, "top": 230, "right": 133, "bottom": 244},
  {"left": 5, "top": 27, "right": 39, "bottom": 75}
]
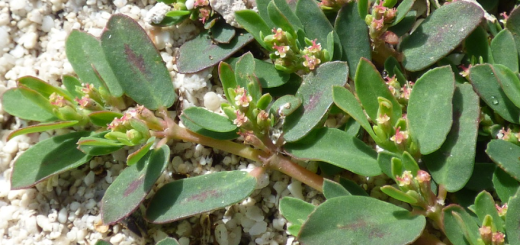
[{"left": 0, "top": 0, "right": 324, "bottom": 244}]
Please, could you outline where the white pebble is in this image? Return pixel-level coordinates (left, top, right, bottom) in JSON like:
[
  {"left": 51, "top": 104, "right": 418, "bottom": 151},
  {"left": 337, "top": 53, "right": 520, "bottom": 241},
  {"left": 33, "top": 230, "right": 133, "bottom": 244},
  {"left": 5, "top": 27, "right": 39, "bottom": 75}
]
[
  {"left": 83, "top": 171, "right": 95, "bottom": 186},
  {"left": 85, "top": 199, "right": 97, "bottom": 210},
  {"left": 58, "top": 208, "right": 68, "bottom": 224},
  {"left": 214, "top": 222, "right": 229, "bottom": 245},
  {"left": 248, "top": 221, "right": 267, "bottom": 236},
  {"left": 113, "top": 0, "right": 127, "bottom": 8},
  {"left": 4, "top": 139, "right": 19, "bottom": 154},
  {"left": 22, "top": 32, "right": 38, "bottom": 49},
  {"left": 69, "top": 201, "right": 80, "bottom": 211},
  {"left": 245, "top": 206, "right": 264, "bottom": 222},
  {"left": 204, "top": 92, "right": 223, "bottom": 111},
  {"left": 36, "top": 215, "right": 52, "bottom": 232},
  {"left": 288, "top": 180, "right": 304, "bottom": 200}
]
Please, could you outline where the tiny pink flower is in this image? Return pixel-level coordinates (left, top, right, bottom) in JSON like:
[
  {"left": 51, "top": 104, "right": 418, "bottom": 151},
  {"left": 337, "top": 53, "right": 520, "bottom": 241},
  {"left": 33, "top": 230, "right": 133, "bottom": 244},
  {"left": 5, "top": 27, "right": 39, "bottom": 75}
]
[
  {"left": 233, "top": 110, "right": 248, "bottom": 127},
  {"left": 396, "top": 171, "right": 413, "bottom": 187},
  {"left": 75, "top": 95, "right": 90, "bottom": 108},
  {"left": 492, "top": 232, "right": 505, "bottom": 245},
  {"left": 234, "top": 87, "right": 252, "bottom": 108},
  {"left": 307, "top": 39, "right": 322, "bottom": 53},
  {"left": 273, "top": 28, "right": 284, "bottom": 41},
  {"left": 257, "top": 110, "right": 269, "bottom": 121},
  {"left": 303, "top": 55, "right": 321, "bottom": 70},
  {"left": 416, "top": 170, "right": 431, "bottom": 183},
  {"left": 81, "top": 83, "right": 94, "bottom": 94},
  {"left": 376, "top": 114, "right": 390, "bottom": 125},
  {"left": 273, "top": 44, "right": 290, "bottom": 58},
  {"left": 496, "top": 203, "right": 508, "bottom": 216},
  {"left": 479, "top": 226, "right": 492, "bottom": 243},
  {"left": 108, "top": 118, "right": 123, "bottom": 131},
  {"left": 194, "top": 0, "right": 208, "bottom": 7},
  {"left": 199, "top": 8, "right": 210, "bottom": 23},
  {"left": 459, "top": 64, "right": 472, "bottom": 78},
  {"left": 498, "top": 127, "right": 511, "bottom": 141},
  {"left": 372, "top": 18, "right": 384, "bottom": 30},
  {"left": 390, "top": 127, "right": 408, "bottom": 144},
  {"left": 49, "top": 93, "right": 66, "bottom": 107}
]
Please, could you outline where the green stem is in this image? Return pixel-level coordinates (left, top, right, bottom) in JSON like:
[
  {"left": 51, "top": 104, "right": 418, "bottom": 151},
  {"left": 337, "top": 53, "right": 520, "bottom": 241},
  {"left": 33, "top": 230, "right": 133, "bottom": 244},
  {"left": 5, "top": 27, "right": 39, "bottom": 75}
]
[{"left": 166, "top": 123, "right": 324, "bottom": 192}]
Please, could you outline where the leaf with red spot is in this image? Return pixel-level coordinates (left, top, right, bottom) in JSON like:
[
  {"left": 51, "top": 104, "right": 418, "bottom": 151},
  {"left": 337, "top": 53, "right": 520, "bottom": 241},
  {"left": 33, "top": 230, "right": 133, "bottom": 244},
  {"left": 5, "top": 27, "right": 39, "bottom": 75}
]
[
  {"left": 101, "top": 145, "right": 170, "bottom": 225},
  {"left": 101, "top": 14, "right": 175, "bottom": 110},
  {"left": 283, "top": 61, "right": 348, "bottom": 142},
  {"left": 145, "top": 170, "right": 256, "bottom": 224},
  {"left": 298, "top": 196, "right": 425, "bottom": 244}
]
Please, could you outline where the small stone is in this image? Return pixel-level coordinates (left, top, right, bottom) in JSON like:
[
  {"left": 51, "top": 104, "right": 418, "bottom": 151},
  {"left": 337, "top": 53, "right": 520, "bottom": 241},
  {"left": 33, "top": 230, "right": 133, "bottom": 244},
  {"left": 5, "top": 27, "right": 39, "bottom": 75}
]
[
  {"left": 204, "top": 92, "right": 223, "bottom": 111},
  {"left": 84, "top": 171, "right": 95, "bottom": 186},
  {"left": 248, "top": 221, "right": 267, "bottom": 236},
  {"left": 58, "top": 208, "right": 68, "bottom": 224},
  {"left": 36, "top": 215, "right": 52, "bottom": 232},
  {"left": 245, "top": 206, "right": 264, "bottom": 222},
  {"left": 214, "top": 222, "right": 229, "bottom": 245},
  {"left": 69, "top": 201, "right": 80, "bottom": 211}
]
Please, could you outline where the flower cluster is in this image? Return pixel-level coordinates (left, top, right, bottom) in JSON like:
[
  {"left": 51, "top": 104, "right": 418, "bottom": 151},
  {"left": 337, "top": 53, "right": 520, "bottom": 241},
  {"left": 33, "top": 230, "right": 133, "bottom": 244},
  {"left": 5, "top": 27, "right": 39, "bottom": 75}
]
[
  {"left": 395, "top": 170, "right": 437, "bottom": 210},
  {"left": 479, "top": 225, "right": 505, "bottom": 245},
  {"left": 496, "top": 126, "right": 520, "bottom": 145},
  {"left": 105, "top": 106, "right": 154, "bottom": 146},
  {"left": 385, "top": 75, "right": 414, "bottom": 104},
  {"left": 263, "top": 28, "right": 330, "bottom": 73},
  {"left": 365, "top": 0, "right": 397, "bottom": 46}
]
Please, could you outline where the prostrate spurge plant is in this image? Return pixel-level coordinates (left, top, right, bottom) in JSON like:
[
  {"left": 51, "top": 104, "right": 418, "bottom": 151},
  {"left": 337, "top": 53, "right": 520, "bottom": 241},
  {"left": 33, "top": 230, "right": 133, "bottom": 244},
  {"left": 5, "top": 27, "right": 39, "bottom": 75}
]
[{"left": 4, "top": 0, "right": 520, "bottom": 244}]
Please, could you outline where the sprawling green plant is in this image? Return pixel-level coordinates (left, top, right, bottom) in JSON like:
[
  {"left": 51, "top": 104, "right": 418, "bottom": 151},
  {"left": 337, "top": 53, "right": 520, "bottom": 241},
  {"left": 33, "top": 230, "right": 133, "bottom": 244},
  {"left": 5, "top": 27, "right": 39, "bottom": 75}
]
[{"left": 5, "top": 0, "right": 520, "bottom": 244}]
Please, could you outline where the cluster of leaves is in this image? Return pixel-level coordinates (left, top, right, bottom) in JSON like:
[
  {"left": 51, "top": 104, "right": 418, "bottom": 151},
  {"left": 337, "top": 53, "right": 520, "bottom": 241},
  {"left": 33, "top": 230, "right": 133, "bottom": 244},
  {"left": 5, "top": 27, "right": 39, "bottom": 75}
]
[{"left": 5, "top": 0, "right": 520, "bottom": 244}]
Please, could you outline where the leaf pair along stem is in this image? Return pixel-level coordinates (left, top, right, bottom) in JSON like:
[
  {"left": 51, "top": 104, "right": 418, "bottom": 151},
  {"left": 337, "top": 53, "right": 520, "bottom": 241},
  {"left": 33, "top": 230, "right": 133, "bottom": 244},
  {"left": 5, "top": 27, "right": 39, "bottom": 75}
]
[{"left": 158, "top": 109, "right": 324, "bottom": 192}]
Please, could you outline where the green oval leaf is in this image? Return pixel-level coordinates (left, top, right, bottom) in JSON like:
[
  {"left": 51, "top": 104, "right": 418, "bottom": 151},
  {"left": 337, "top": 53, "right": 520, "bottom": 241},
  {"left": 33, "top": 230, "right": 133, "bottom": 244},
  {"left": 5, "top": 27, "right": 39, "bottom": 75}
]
[
  {"left": 283, "top": 61, "right": 348, "bottom": 142},
  {"left": 391, "top": 0, "right": 415, "bottom": 26},
  {"left": 62, "top": 75, "right": 82, "bottom": 98},
  {"left": 285, "top": 128, "right": 380, "bottom": 176},
  {"left": 101, "top": 14, "right": 175, "bottom": 109},
  {"left": 335, "top": 2, "right": 371, "bottom": 78},
  {"left": 323, "top": 179, "right": 351, "bottom": 199},
  {"left": 408, "top": 66, "right": 455, "bottom": 155},
  {"left": 401, "top": 1, "right": 484, "bottom": 71},
  {"left": 506, "top": 188, "right": 520, "bottom": 245},
  {"left": 210, "top": 21, "right": 236, "bottom": 44},
  {"left": 66, "top": 30, "right": 124, "bottom": 96},
  {"left": 145, "top": 170, "right": 256, "bottom": 223},
  {"left": 18, "top": 76, "right": 72, "bottom": 101},
  {"left": 469, "top": 64, "right": 520, "bottom": 123},
  {"left": 11, "top": 131, "right": 92, "bottom": 189},
  {"left": 494, "top": 64, "right": 520, "bottom": 109},
  {"left": 269, "top": 95, "right": 302, "bottom": 117},
  {"left": 102, "top": 145, "right": 169, "bottom": 224},
  {"left": 332, "top": 86, "right": 377, "bottom": 142},
  {"left": 279, "top": 197, "right": 315, "bottom": 236},
  {"left": 474, "top": 191, "right": 503, "bottom": 232},
  {"left": 177, "top": 30, "right": 253, "bottom": 73},
  {"left": 182, "top": 107, "right": 237, "bottom": 133},
  {"left": 354, "top": 58, "right": 401, "bottom": 124},
  {"left": 234, "top": 10, "right": 271, "bottom": 49},
  {"left": 380, "top": 186, "right": 418, "bottom": 204},
  {"left": 506, "top": 6, "right": 520, "bottom": 67},
  {"left": 295, "top": 0, "right": 342, "bottom": 59},
  {"left": 422, "top": 83, "right": 479, "bottom": 192},
  {"left": 7, "top": 121, "right": 79, "bottom": 141},
  {"left": 492, "top": 167, "right": 520, "bottom": 203},
  {"left": 126, "top": 139, "right": 155, "bottom": 166},
  {"left": 180, "top": 115, "right": 239, "bottom": 140},
  {"left": 255, "top": 58, "right": 290, "bottom": 88},
  {"left": 443, "top": 205, "right": 480, "bottom": 245},
  {"left": 491, "top": 29, "right": 518, "bottom": 73},
  {"left": 77, "top": 132, "right": 124, "bottom": 156},
  {"left": 298, "top": 196, "right": 425, "bottom": 244},
  {"left": 486, "top": 140, "right": 520, "bottom": 181}
]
